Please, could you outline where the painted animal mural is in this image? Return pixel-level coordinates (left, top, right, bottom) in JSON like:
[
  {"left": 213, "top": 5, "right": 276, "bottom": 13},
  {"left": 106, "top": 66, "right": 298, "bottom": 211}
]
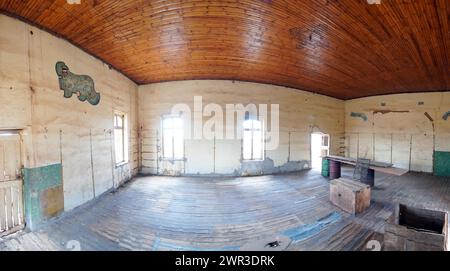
[{"left": 55, "top": 61, "right": 101, "bottom": 105}]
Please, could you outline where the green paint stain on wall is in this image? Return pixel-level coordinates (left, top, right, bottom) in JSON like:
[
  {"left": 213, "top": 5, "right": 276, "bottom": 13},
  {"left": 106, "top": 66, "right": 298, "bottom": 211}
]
[
  {"left": 350, "top": 112, "right": 368, "bottom": 121},
  {"left": 434, "top": 151, "right": 450, "bottom": 177},
  {"left": 23, "top": 163, "right": 63, "bottom": 230}
]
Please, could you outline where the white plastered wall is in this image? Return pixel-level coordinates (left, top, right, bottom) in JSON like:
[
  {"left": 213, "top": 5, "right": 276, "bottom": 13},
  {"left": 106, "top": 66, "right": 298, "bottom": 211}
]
[{"left": 138, "top": 80, "right": 345, "bottom": 175}]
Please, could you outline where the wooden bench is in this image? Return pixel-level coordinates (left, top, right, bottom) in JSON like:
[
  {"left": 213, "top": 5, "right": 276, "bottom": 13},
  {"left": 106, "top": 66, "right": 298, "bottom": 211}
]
[{"left": 329, "top": 178, "right": 371, "bottom": 215}]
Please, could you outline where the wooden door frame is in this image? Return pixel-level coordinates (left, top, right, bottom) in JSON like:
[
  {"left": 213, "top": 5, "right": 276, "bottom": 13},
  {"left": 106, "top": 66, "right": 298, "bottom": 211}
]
[
  {"left": 0, "top": 128, "right": 26, "bottom": 236},
  {"left": 310, "top": 132, "right": 331, "bottom": 169}
]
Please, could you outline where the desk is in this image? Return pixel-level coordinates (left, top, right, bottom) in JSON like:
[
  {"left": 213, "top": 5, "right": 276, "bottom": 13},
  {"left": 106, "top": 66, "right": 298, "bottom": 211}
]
[{"left": 324, "top": 155, "right": 408, "bottom": 186}]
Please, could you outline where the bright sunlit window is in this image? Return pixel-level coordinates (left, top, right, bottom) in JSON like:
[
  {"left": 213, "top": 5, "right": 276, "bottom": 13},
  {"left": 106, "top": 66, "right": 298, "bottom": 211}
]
[
  {"left": 243, "top": 118, "right": 264, "bottom": 160},
  {"left": 114, "top": 113, "right": 128, "bottom": 165},
  {"left": 162, "top": 116, "right": 184, "bottom": 160}
]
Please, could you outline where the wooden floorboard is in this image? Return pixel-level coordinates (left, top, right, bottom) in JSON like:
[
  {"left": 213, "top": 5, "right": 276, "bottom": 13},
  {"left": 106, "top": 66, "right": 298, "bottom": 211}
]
[{"left": 0, "top": 167, "right": 449, "bottom": 251}]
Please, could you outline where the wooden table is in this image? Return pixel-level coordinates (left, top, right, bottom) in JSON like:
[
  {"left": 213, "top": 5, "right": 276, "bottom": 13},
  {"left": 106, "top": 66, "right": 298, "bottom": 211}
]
[{"left": 324, "top": 155, "right": 408, "bottom": 187}]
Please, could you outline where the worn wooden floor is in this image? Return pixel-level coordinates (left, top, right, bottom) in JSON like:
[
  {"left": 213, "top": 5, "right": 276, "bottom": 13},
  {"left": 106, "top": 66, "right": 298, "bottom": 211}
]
[{"left": 1, "top": 167, "right": 449, "bottom": 251}]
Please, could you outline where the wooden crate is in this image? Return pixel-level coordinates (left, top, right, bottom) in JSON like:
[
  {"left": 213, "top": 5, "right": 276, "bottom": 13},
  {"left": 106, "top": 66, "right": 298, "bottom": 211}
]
[
  {"left": 384, "top": 204, "right": 448, "bottom": 251},
  {"left": 329, "top": 178, "right": 371, "bottom": 215}
]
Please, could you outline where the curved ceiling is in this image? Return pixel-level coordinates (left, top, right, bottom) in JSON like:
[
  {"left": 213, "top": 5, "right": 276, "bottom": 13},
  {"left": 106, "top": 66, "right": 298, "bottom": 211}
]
[{"left": 1, "top": 0, "right": 449, "bottom": 99}]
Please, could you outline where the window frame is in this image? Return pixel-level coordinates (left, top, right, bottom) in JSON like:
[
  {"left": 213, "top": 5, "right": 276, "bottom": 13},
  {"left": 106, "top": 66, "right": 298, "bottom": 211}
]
[
  {"left": 113, "top": 112, "right": 128, "bottom": 166},
  {"left": 242, "top": 118, "right": 265, "bottom": 161},
  {"left": 161, "top": 115, "right": 185, "bottom": 161}
]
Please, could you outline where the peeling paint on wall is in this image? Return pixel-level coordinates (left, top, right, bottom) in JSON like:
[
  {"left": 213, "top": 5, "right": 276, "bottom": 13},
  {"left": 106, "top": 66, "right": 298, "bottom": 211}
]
[
  {"left": 23, "top": 163, "right": 63, "bottom": 230},
  {"left": 372, "top": 109, "right": 409, "bottom": 114},
  {"left": 350, "top": 112, "right": 367, "bottom": 121},
  {"left": 443, "top": 111, "right": 450, "bottom": 120},
  {"left": 238, "top": 158, "right": 309, "bottom": 176}
]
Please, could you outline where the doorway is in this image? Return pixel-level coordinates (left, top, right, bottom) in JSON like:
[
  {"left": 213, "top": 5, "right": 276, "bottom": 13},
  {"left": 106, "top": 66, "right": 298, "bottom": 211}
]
[
  {"left": 311, "top": 133, "right": 330, "bottom": 171},
  {"left": 0, "top": 131, "right": 24, "bottom": 237}
]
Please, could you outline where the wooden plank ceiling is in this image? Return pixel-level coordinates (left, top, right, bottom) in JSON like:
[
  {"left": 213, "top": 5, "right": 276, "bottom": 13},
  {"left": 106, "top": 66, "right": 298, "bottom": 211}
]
[{"left": 1, "top": 0, "right": 449, "bottom": 99}]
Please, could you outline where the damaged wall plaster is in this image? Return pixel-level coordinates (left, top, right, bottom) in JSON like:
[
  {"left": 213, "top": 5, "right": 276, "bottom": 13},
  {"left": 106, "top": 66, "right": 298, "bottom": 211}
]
[
  {"left": 443, "top": 111, "right": 450, "bottom": 120},
  {"left": 238, "top": 158, "right": 309, "bottom": 176},
  {"left": 350, "top": 112, "right": 368, "bottom": 121},
  {"left": 23, "top": 164, "right": 63, "bottom": 230}
]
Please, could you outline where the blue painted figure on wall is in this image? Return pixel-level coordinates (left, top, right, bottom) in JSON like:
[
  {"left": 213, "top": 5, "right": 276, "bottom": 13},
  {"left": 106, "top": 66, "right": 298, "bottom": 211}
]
[
  {"left": 55, "top": 61, "right": 101, "bottom": 105},
  {"left": 443, "top": 111, "right": 450, "bottom": 121},
  {"left": 350, "top": 112, "right": 368, "bottom": 121}
]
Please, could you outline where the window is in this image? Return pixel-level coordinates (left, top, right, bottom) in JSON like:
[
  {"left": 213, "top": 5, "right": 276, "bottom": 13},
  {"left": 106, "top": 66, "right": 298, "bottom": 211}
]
[
  {"left": 114, "top": 113, "right": 127, "bottom": 165},
  {"left": 243, "top": 119, "right": 264, "bottom": 160},
  {"left": 322, "top": 134, "right": 329, "bottom": 148},
  {"left": 162, "top": 116, "right": 184, "bottom": 160}
]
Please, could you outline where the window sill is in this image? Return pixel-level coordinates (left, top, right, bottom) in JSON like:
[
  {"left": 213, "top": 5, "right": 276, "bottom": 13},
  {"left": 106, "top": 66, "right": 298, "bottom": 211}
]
[
  {"left": 160, "top": 158, "right": 186, "bottom": 162},
  {"left": 115, "top": 161, "right": 128, "bottom": 168}
]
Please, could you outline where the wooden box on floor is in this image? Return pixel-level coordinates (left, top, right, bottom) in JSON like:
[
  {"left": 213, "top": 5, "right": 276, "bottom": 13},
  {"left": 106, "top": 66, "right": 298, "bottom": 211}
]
[
  {"left": 384, "top": 204, "right": 448, "bottom": 251},
  {"left": 329, "top": 178, "right": 371, "bottom": 215}
]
